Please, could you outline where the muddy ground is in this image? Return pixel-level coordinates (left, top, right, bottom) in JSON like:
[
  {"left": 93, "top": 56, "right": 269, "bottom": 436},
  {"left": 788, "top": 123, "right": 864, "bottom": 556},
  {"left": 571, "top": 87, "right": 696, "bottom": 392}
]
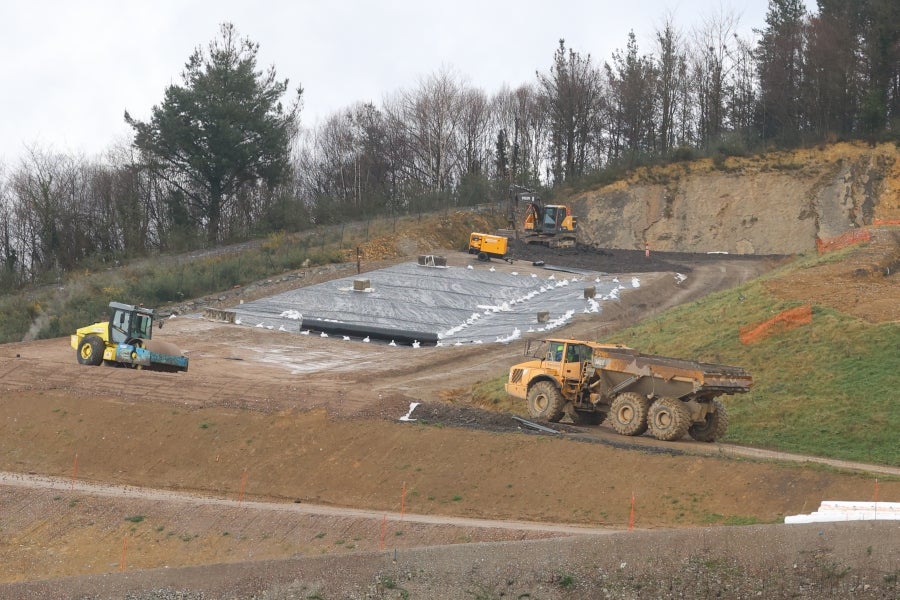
[{"left": 0, "top": 239, "right": 898, "bottom": 599}]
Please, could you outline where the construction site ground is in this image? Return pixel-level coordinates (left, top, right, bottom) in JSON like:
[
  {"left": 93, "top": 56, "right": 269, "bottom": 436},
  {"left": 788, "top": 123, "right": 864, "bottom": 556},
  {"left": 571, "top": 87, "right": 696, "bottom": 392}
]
[{"left": 1, "top": 236, "right": 898, "bottom": 599}]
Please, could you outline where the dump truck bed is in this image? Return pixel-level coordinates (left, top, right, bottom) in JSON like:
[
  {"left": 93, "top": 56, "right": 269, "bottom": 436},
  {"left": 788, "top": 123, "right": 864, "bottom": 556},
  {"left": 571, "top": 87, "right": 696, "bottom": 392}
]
[{"left": 592, "top": 345, "right": 752, "bottom": 395}]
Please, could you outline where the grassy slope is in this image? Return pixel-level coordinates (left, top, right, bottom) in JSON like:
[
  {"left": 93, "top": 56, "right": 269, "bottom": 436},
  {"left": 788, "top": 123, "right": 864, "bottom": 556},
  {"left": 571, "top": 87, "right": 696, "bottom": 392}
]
[
  {"left": 0, "top": 211, "right": 503, "bottom": 344},
  {"left": 600, "top": 253, "right": 899, "bottom": 466},
  {"left": 472, "top": 247, "right": 898, "bottom": 466}
]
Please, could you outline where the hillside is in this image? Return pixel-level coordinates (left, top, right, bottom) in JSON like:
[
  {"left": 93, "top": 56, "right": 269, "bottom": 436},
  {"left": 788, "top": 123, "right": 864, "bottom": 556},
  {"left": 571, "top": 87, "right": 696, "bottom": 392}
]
[
  {"left": 573, "top": 141, "right": 900, "bottom": 254},
  {"left": 0, "top": 143, "right": 898, "bottom": 598}
]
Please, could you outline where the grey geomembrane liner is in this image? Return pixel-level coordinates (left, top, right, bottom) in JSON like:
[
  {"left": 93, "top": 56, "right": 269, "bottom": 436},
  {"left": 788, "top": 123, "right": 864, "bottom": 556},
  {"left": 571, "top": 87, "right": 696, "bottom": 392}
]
[{"left": 229, "top": 261, "right": 637, "bottom": 345}]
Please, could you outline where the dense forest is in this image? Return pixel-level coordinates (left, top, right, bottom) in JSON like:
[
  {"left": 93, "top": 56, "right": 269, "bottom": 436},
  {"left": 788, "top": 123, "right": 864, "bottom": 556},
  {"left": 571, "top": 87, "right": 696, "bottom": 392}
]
[{"left": 0, "top": 0, "right": 898, "bottom": 291}]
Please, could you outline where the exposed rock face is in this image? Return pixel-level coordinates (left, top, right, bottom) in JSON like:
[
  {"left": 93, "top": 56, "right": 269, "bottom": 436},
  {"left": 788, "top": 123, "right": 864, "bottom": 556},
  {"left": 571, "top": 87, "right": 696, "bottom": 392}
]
[{"left": 571, "top": 142, "right": 900, "bottom": 255}]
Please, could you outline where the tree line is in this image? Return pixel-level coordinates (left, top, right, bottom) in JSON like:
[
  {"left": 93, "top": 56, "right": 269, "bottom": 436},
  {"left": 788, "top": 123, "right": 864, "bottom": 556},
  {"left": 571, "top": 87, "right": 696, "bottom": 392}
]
[{"left": 1, "top": 1, "right": 897, "bottom": 291}]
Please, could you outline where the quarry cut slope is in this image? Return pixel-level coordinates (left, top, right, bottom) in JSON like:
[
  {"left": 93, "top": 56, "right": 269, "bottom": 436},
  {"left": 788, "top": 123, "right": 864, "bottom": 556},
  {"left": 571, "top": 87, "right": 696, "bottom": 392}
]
[{"left": 573, "top": 142, "right": 900, "bottom": 254}]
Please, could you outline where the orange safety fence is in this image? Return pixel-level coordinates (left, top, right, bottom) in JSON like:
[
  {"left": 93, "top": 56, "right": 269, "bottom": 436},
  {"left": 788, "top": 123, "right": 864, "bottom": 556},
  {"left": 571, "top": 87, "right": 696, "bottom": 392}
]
[
  {"left": 740, "top": 305, "right": 812, "bottom": 345},
  {"left": 873, "top": 219, "right": 900, "bottom": 226},
  {"left": 815, "top": 228, "right": 871, "bottom": 254}
]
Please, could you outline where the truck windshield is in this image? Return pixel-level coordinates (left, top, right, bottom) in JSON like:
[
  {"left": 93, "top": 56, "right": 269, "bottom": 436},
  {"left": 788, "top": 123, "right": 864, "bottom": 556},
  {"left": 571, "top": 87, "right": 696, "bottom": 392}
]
[{"left": 525, "top": 340, "right": 559, "bottom": 361}]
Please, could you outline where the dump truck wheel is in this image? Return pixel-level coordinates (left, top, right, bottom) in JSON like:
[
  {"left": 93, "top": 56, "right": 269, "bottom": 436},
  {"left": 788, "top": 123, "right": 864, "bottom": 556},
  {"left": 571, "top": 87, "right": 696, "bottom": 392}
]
[
  {"left": 648, "top": 397, "right": 691, "bottom": 441},
  {"left": 526, "top": 381, "right": 565, "bottom": 422},
  {"left": 76, "top": 335, "right": 104, "bottom": 366},
  {"left": 688, "top": 399, "right": 729, "bottom": 442},
  {"left": 609, "top": 392, "right": 650, "bottom": 436}
]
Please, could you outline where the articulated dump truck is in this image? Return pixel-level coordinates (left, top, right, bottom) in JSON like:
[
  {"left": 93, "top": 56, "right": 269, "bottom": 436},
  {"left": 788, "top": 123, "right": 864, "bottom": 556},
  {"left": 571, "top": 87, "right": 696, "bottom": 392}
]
[{"left": 505, "top": 338, "right": 752, "bottom": 442}]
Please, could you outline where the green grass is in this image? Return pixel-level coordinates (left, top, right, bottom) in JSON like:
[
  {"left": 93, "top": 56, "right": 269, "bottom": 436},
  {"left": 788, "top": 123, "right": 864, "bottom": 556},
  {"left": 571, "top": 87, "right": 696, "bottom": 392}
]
[{"left": 601, "top": 257, "right": 900, "bottom": 466}]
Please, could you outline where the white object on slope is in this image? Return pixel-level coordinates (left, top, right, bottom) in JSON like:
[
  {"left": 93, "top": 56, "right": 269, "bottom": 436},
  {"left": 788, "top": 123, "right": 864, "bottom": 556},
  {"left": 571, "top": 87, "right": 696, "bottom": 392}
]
[
  {"left": 785, "top": 501, "right": 900, "bottom": 523},
  {"left": 399, "top": 402, "right": 421, "bottom": 422}
]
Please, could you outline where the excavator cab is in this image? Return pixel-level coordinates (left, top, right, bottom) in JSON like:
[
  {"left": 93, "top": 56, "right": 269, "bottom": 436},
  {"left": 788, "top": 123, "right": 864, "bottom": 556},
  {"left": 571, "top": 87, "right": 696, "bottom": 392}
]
[{"left": 514, "top": 188, "right": 577, "bottom": 247}]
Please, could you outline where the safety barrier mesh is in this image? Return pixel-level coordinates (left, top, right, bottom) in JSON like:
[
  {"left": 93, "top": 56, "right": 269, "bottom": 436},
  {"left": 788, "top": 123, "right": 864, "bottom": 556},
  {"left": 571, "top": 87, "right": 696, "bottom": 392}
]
[
  {"left": 815, "top": 229, "right": 871, "bottom": 254},
  {"left": 740, "top": 304, "right": 812, "bottom": 345}
]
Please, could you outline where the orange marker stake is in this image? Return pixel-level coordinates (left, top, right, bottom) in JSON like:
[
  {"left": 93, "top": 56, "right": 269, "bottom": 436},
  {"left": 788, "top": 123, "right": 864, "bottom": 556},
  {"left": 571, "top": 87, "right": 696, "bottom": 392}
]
[
  {"left": 875, "top": 478, "right": 879, "bottom": 521},
  {"left": 400, "top": 482, "right": 407, "bottom": 521},
  {"left": 71, "top": 453, "right": 78, "bottom": 491},
  {"left": 239, "top": 468, "right": 248, "bottom": 504},
  {"left": 120, "top": 535, "right": 127, "bottom": 571},
  {"left": 628, "top": 492, "right": 635, "bottom": 531},
  {"left": 380, "top": 514, "right": 387, "bottom": 551}
]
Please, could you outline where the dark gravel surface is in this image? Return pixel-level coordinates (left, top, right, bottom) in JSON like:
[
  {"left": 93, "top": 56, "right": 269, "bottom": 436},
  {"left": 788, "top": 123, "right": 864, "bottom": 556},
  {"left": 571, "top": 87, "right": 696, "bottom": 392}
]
[
  {"left": 508, "top": 239, "right": 781, "bottom": 274},
  {"left": 9, "top": 522, "right": 898, "bottom": 600}
]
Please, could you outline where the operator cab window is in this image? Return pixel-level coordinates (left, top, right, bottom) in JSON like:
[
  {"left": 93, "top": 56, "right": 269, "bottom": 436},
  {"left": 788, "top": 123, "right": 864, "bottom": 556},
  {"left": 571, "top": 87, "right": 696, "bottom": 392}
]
[
  {"left": 135, "top": 315, "right": 151, "bottom": 338},
  {"left": 568, "top": 344, "right": 591, "bottom": 363},
  {"left": 110, "top": 310, "right": 130, "bottom": 344}
]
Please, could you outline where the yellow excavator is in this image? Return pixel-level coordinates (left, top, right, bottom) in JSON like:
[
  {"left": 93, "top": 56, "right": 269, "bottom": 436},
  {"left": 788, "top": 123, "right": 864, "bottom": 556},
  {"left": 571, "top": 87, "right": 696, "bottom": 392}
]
[
  {"left": 70, "top": 302, "right": 189, "bottom": 372},
  {"left": 504, "top": 187, "right": 577, "bottom": 248}
]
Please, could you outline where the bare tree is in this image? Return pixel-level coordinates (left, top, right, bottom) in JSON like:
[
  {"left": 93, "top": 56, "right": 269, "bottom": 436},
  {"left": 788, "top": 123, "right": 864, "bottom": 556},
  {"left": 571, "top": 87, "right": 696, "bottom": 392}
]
[
  {"left": 458, "top": 88, "right": 491, "bottom": 177},
  {"left": 726, "top": 33, "right": 758, "bottom": 147},
  {"left": 490, "top": 84, "right": 546, "bottom": 189},
  {"left": 0, "top": 165, "right": 20, "bottom": 288},
  {"left": 691, "top": 9, "right": 741, "bottom": 150},
  {"left": 298, "top": 103, "right": 392, "bottom": 222},
  {"left": 386, "top": 68, "right": 467, "bottom": 198},
  {"left": 10, "top": 147, "right": 109, "bottom": 276}
]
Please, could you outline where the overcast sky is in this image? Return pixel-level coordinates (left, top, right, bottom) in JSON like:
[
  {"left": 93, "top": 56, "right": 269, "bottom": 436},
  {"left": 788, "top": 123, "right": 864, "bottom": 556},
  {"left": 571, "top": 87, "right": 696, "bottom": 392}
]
[{"left": 0, "top": 1, "right": 770, "bottom": 167}]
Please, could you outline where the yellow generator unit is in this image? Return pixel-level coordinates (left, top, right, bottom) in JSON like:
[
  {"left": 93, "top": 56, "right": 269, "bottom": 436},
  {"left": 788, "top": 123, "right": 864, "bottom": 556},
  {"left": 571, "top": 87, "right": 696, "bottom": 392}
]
[{"left": 468, "top": 232, "right": 509, "bottom": 261}]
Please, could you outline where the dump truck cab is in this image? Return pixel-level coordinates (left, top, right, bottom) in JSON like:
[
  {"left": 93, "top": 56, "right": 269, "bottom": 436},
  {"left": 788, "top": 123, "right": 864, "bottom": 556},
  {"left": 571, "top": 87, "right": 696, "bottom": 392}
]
[{"left": 505, "top": 338, "right": 604, "bottom": 422}]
